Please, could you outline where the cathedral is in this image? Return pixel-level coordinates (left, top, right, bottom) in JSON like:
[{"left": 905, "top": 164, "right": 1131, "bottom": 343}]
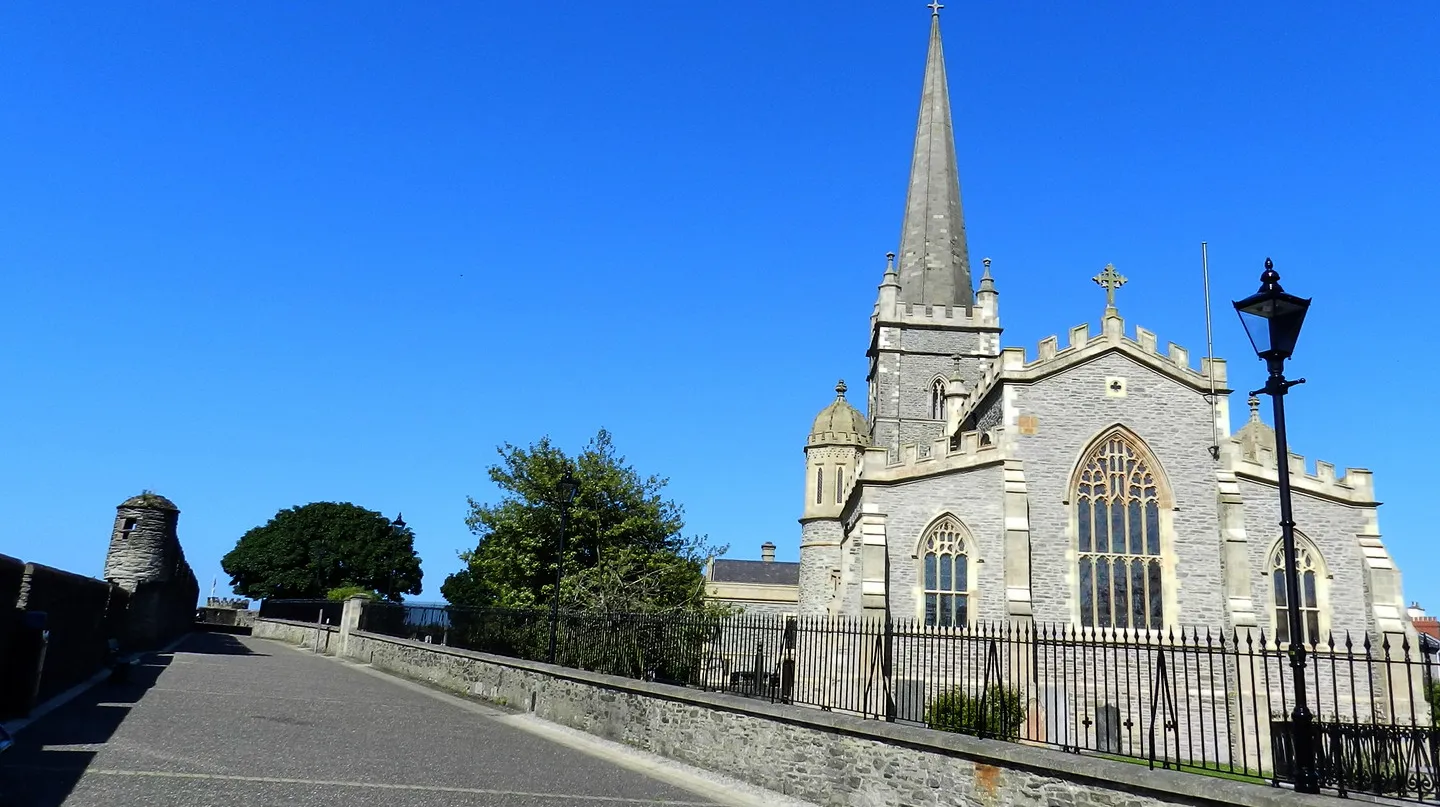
[{"left": 795, "top": 7, "right": 1412, "bottom": 648}]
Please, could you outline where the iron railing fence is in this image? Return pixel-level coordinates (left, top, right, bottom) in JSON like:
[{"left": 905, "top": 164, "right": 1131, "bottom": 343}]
[
  {"left": 353, "top": 603, "right": 1440, "bottom": 802},
  {"left": 258, "top": 599, "right": 343, "bottom": 626}
]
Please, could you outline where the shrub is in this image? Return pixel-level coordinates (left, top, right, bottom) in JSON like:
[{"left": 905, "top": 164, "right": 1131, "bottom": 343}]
[
  {"left": 925, "top": 684, "right": 1027, "bottom": 740},
  {"left": 326, "top": 585, "right": 380, "bottom": 602}
]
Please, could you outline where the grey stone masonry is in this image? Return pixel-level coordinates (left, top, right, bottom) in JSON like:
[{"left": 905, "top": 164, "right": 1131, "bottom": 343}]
[
  {"left": 104, "top": 492, "right": 183, "bottom": 590},
  {"left": 1010, "top": 348, "right": 1226, "bottom": 627},
  {"left": 798, "top": 519, "right": 843, "bottom": 616},
  {"left": 103, "top": 491, "right": 198, "bottom": 648},
  {"left": 868, "top": 462, "right": 1006, "bottom": 623},
  {"left": 1238, "top": 478, "right": 1379, "bottom": 638}
]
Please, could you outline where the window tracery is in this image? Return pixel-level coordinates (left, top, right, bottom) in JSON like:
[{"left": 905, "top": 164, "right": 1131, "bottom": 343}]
[
  {"left": 931, "top": 379, "right": 948, "bottom": 421},
  {"left": 1271, "top": 537, "right": 1323, "bottom": 645},
  {"left": 1075, "top": 432, "right": 1165, "bottom": 630},
  {"left": 921, "top": 516, "right": 969, "bottom": 627}
]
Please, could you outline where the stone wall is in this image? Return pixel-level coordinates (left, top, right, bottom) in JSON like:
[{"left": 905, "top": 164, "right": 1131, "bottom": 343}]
[
  {"left": 13, "top": 563, "right": 131, "bottom": 701},
  {"left": 871, "top": 324, "right": 996, "bottom": 452},
  {"left": 871, "top": 462, "right": 1006, "bottom": 623},
  {"left": 1012, "top": 350, "right": 1226, "bottom": 628},
  {"left": 1238, "top": 478, "right": 1376, "bottom": 638},
  {"left": 252, "top": 617, "right": 338, "bottom": 654},
  {"left": 256, "top": 612, "right": 1335, "bottom": 807}
]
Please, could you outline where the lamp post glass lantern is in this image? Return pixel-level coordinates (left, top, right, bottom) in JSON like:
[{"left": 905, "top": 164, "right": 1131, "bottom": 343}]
[
  {"left": 1232, "top": 258, "right": 1319, "bottom": 794},
  {"left": 1234, "top": 258, "right": 1311, "bottom": 369},
  {"left": 547, "top": 468, "right": 579, "bottom": 664}
]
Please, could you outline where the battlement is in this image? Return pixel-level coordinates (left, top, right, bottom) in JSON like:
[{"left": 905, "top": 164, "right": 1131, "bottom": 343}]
[
  {"left": 956, "top": 313, "right": 1228, "bottom": 428},
  {"left": 877, "top": 300, "right": 1000, "bottom": 330},
  {"left": 862, "top": 427, "right": 1001, "bottom": 481},
  {"left": 1230, "top": 443, "right": 1376, "bottom": 504}
]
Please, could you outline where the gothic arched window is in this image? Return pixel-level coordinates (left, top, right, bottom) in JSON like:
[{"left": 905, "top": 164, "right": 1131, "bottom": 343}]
[
  {"left": 815, "top": 467, "right": 823, "bottom": 505},
  {"left": 834, "top": 468, "right": 844, "bottom": 504},
  {"left": 1075, "top": 431, "right": 1165, "bottom": 630},
  {"left": 931, "top": 379, "right": 947, "bottom": 421},
  {"left": 1272, "top": 536, "right": 1323, "bottom": 646},
  {"left": 921, "top": 516, "right": 969, "bottom": 627}
]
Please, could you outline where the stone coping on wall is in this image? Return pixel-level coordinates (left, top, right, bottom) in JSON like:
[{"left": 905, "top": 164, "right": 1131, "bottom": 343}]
[
  {"left": 329, "top": 625, "right": 1336, "bottom": 807},
  {"left": 259, "top": 617, "right": 339, "bottom": 631}
]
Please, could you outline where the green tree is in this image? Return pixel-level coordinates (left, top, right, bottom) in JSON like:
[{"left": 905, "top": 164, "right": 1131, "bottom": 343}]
[
  {"left": 442, "top": 429, "right": 722, "bottom": 613},
  {"left": 221, "top": 502, "right": 422, "bottom": 601}
]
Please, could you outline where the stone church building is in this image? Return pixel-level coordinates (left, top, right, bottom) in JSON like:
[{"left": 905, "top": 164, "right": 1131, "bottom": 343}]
[{"left": 796, "top": 8, "right": 1412, "bottom": 649}]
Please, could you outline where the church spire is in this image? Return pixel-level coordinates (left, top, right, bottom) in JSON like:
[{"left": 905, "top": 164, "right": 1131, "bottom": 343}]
[{"left": 896, "top": 6, "right": 972, "bottom": 307}]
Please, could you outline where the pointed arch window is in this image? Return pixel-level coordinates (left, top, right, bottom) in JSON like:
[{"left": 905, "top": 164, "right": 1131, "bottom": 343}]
[
  {"left": 921, "top": 516, "right": 969, "bottom": 627},
  {"left": 931, "top": 379, "right": 948, "bottom": 421},
  {"left": 1076, "top": 432, "right": 1165, "bottom": 630},
  {"left": 834, "top": 468, "right": 844, "bottom": 504},
  {"left": 1272, "top": 537, "right": 1323, "bottom": 646},
  {"left": 815, "top": 467, "right": 824, "bottom": 505}
]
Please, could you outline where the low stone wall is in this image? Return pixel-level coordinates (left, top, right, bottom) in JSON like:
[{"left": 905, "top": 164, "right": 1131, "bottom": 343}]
[
  {"left": 9, "top": 563, "right": 131, "bottom": 702},
  {"left": 252, "top": 618, "right": 338, "bottom": 654},
  {"left": 257, "top": 615, "right": 1330, "bottom": 807}
]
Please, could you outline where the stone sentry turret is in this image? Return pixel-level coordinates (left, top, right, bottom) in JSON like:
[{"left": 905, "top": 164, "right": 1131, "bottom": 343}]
[{"left": 104, "top": 491, "right": 198, "bottom": 647}]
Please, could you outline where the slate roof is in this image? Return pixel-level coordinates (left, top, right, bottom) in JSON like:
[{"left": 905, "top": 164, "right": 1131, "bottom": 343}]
[{"left": 710, "top": 559, "right": 800, "bottom": 586}]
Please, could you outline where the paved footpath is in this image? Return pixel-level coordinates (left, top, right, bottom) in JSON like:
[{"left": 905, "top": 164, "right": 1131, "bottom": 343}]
[{"left": 0, "top": 633, "right": 798, "bottom": 807}]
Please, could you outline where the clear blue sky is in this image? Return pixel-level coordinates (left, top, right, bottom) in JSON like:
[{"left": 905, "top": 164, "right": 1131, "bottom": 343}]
[{"left": 2, "top": 3, "right": 1436, "bottom": 607}]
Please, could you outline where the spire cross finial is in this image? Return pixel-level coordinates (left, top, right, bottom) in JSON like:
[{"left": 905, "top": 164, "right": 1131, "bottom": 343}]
[
  {"left": 928, "top": 0, "right": 944, "bottom": 16},
  {"left": 1092, "top": 263, "right": 1128, "bottom": 310}
]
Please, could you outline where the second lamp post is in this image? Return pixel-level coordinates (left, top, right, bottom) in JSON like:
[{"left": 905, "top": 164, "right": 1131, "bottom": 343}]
[{"left": 547, "top": 468, "right": 580, "bottom": 664}]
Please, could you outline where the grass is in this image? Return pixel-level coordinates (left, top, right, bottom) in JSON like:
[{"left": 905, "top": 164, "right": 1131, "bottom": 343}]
[{"left": 1091, "top": 751, "right": 1271, "bottom": 785}]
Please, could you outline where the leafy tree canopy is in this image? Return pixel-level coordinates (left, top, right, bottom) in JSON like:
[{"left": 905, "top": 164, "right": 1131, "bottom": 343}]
[
  {"left": 442, "top": 429, "right": 724, "bottom": 613},
  {"left": 221, "top": 502, "right": 422, "bottom": 602}
]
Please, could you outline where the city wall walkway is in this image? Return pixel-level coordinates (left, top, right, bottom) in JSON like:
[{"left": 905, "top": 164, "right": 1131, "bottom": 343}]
[{"left": 0, "top": 633, "right": 793, "bottom": 807}]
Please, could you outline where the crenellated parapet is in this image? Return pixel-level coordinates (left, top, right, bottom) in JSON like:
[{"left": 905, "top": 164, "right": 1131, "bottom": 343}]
[
  {"left": 953, "top": 312, "right": 1230, "bottom": 429},
  {"left": 860, "top": 426, "right": 1004, "bottom": 483},
  {"left": 882, "top": 300, "right": 999, "bottom": 329},
  {"left": 1228, "top": 443, "right": 1377, "bottom": 505}
]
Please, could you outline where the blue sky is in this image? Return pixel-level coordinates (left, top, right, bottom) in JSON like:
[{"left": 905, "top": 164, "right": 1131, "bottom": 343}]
[{"left": 1, "top": 3, "right": 1436, "bottom": 607}]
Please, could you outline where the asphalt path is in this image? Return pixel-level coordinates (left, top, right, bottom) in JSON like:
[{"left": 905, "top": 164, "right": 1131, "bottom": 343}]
[{"left": 0, "top": 633, "right": 764, "bottom": 807}]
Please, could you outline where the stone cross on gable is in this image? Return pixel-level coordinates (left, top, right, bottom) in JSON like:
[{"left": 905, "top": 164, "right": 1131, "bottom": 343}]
[{"left": 1092, "top": 263, "right": 1128, "bottom": 311}]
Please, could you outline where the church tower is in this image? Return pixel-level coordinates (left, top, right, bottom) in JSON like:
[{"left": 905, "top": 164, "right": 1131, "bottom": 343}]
[{"left": 869, "top": 7, "right": 1002, "bottom": 452}]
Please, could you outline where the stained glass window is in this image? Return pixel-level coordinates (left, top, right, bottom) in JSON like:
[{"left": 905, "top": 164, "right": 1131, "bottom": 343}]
[
  {"left": 922, "top": 516, "right": 969, "bottom": 627},
  {"left": 1076, "top": 433, "right": 1164, "bottom": 630},
  {"left": 1272, "top": 538, "right": 1322, "bottom": 646}
]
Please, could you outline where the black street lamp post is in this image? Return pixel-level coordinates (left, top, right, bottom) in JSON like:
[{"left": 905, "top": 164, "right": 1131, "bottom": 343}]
[
  {"left": 1233, "top": 257, "right": 1318, "bottom": 794},
  {"left": 547, "top": 468, "right": 580, "bottom": 665}
]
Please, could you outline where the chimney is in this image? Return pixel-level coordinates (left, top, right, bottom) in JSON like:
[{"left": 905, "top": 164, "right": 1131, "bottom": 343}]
[{"left": 760, "top": 542, "right": 776, "bottom": 563}]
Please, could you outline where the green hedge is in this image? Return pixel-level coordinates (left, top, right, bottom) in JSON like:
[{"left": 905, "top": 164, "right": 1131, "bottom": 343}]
[{"left": 925, "top": 684, "right": 1027, "bottom": 740}]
